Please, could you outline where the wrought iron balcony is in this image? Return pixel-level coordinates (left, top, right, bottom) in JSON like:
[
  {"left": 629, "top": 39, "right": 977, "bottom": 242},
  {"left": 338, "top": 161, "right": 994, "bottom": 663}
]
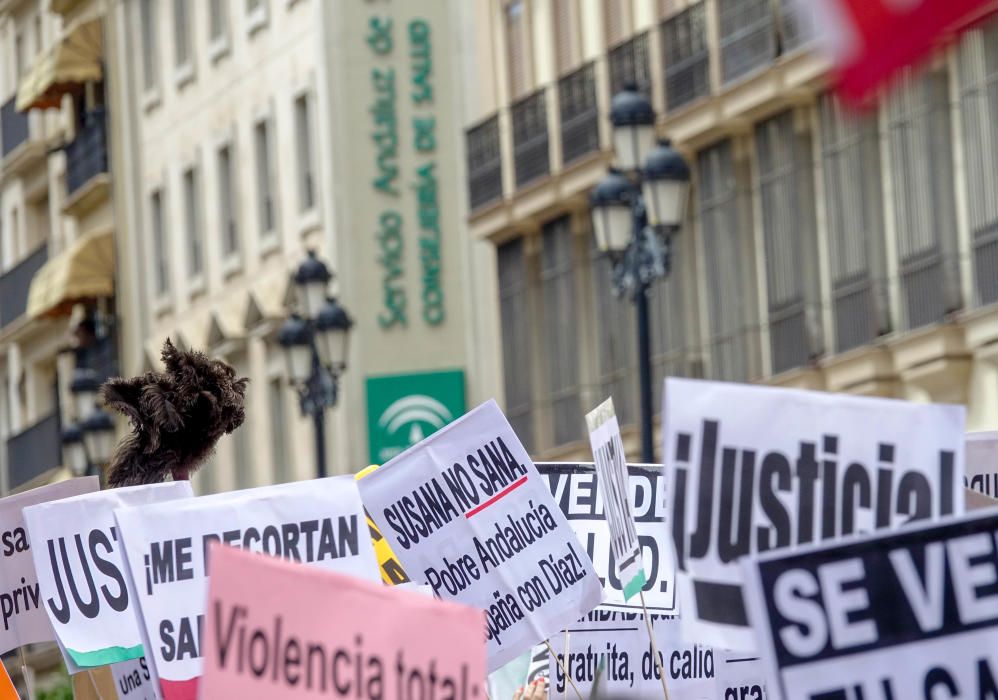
[
  {"left": 511, "top": 90, "right": 550, "bottom": 188},
  {"left": 7, "top": 413, "right": 60, "bottom": 491},
  {"left": 1, "top": 96, "right": 30, "bottom": 159},
  {"left": 662, "top": 3, "right": 711, "bottom": 111},
  {"left": 608, "top": 32, "right": 652, "bottom": 97},
  {"left": 466, "top": 115, "right": 504, "bottom": 210},
  {"left": 558, "top": 63, "right": 599, "bottom": 166},
  {"left": 0, "top": 244, "right": 48, "bottom": 328},
  {"left": 65, "top": 107, "right": 109, "bottom": 198}
]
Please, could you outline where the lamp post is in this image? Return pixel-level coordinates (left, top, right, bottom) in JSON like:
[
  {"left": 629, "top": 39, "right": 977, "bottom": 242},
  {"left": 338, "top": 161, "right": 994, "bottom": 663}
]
[
  {"left": 590, "top": 84, "right": 691, "bottom": 463},
  {"left": 278, "top": 250, "right": 353, "bottom": 479},
  {"left": 62, "top": 365, "right": 115, "bottom": 477}
]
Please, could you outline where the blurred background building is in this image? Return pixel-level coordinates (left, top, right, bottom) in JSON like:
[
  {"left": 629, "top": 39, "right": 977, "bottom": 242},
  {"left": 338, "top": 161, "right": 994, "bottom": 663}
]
[{"left": 463, "top": 0, "right": 998, "bottom": 463}]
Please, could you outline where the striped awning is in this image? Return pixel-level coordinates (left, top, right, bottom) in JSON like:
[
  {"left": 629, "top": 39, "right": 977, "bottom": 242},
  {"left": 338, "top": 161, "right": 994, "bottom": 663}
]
[{"left": 16, "top": 16, "right": 102, "bottom": 112}]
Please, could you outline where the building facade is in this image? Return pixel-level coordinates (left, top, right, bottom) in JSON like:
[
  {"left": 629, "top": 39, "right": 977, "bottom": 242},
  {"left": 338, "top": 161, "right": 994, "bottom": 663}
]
[
  {"left": 463, "top": 0, "right": 998, "bottom": 461},
  {"left": 0, "top": 0, "right": 117, "bottom": 496},
  {"left": 107, "top": 0, "right": 488, "bottom": 489},
  {"left": 0, "top": 0, "right": 116, "bottom": 690}
]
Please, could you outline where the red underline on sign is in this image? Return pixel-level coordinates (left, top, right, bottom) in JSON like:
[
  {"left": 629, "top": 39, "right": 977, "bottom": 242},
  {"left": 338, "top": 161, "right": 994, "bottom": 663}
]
[{"left": 465, "top": 476, "right": 529, "bottom": 518}]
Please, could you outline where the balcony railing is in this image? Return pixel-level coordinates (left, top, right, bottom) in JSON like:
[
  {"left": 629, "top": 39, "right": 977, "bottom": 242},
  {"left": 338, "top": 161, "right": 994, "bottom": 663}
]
[
  {"left": 833, "top": 274, "right": 879, "bottom": 353},
  {"left": 718, "top": 0, "right": 778, "bottom": 84},
  {"left": 0, "top": 244, "right": 48, "bottom": 328},
  {"left": 65, "top": 107, "right": 109, "bottom": 197},
  {"left": 558, "top": 63, "right": 599, "bottom": 166},
  {"left": 1, "top": 96, "right": 29, "bottom": 159},
  {"left": 466, "top": 115, "right": 504, "bottom": 210},
  {"left": 662, "top": 3, "right": 711, "bottom": 111},
  {"left": 511, "top": 90, "right": 549, "bottom": 188},
  {"left": 7, "top": 413, "right": 60, "bottom": 491},
  {"left": 608, "top": 32, "right": 652, "bottom": 96}
]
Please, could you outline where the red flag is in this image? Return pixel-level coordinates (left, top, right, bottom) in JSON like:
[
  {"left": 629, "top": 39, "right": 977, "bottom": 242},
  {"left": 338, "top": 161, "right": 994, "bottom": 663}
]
[{"left": 807, "top": 0, "right": 998, "bottom": 103}]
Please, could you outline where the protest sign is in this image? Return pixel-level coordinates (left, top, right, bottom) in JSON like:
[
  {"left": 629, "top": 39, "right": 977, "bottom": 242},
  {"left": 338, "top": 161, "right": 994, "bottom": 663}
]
[
  {"left": 356, "top": 465, "right": 411, "bottom": 585},
  {"left": 110, "top": 658, "right": 159, "bottom": 700},
  {"left": 23, "top": 482, "right": 192, "bottom": 668},
  {"left": 357, "top": 399, "right": 603, "bottom": 672},
  {"left": 114, "top": 476, "right": 379, "bottom": 700},
  {"left": 713, "top": 651, "right": 768, "bottom": 700},
  {"left": 537, "top": 463, "right": 675, "bottom": 614},
  {"left": 663, "top": 377, "right": 964, "bottom": 651},
  {"left": 966, "top": 431, "right": 998, "bottom": 498},
  {"left": 548, "top": 610, "right": 715, "bottom": 699},
  {"left": 586, "top": 398, "right": 646, "bottom": 601},
  {"left": 200, "top": 543, "right": 486, "bottom": 698},
  {"left": 0, "top": 477, "right": 98, "bottom": 654},
  {"left": 742, "top": 509, "right": 998, "bottom": 700},
  {"left": 0, "top": 661, "right": 16, "bottom": 700}
]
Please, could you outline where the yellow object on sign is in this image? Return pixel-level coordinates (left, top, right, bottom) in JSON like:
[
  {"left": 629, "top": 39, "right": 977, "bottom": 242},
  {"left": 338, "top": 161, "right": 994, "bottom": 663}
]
[{"left": 356, "top": 465, "right": 410, "bottom": 585}]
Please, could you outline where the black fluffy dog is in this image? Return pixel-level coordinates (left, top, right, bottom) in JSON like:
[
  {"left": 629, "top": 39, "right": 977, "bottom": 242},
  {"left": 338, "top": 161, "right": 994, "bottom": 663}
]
[{"left": 99, "top": 339, "right": 248, "bottom": 487}]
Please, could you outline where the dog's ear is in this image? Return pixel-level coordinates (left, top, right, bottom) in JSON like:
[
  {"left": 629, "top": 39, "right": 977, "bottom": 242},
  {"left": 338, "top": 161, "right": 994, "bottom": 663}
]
[{"left": 100, "top": 376, "right": 146, "bottom": 428}]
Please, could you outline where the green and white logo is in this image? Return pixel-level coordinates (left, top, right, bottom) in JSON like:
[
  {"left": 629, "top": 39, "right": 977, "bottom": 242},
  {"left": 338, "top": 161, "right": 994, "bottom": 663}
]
[{"left": 366, "top": 370, "right": 465, "bottom": 464}]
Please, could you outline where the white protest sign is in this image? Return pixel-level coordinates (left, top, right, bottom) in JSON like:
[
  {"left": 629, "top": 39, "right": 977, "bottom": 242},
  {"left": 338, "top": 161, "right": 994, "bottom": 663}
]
[
  {"left": 714, "top": 651, "right": 769, "bottom": 700},
  {"left": 966, "top": 431, "right": 998, "bottom": 498},
  {"left": 537, "top": 462, "right": 676, "bottom": 613},
  {"left": 0, "top": 477, "right": 98, "bottom": 654},
  {"left": 586, "top": 398, "right": 646, "bottom": 602},
  {"left": 109, "top": 657, "right": 160, "bottom": 700},
  {"left": 23, "top": 482, "right": 192, "bottom": 668},
  {"left": 663, "top": 377, "right": 964, "bottom": 651},
  {"left": 548, "top": 610, "right": 716, "bottom": 699},
  {"left": 742, "top": 509, "right": 998, "bottom": 700},
  {"left": 358, "top": 399, "right": 603, "bottom": 672},
  {"left": 113, "top": 476, "right": 379, "bottom": 700}
]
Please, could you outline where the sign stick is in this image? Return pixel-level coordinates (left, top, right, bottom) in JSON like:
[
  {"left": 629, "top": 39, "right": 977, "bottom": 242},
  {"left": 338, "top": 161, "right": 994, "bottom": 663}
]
[
  {"left": 562, "top": 630, "right": 569, "bottom": 700},
  {"left": 17, "top": 648, "right": 33, "bottom": 700},
  {"left": 544, "top": 640, "right": 584, "bottom": 700},
  {"left": 86, "top": 669, "right": 108, "bottom": 700},
  {"left": 639, "top": 591, "right": 671, "bottom": 700}
]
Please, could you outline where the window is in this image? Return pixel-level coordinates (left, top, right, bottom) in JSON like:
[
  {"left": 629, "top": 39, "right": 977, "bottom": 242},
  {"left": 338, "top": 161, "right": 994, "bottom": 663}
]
[
  {"left": 268, "top": 378, "right": 290, "bottom": 483},
  {"left": 755, "top": 110, "right": 821, "bottom": 374},
  {"left": 819, "top": 93, "right": 888, "bottom": 352},
  {"left": 662, "top": 3, "right": 710, "bottom": 111},
  {"left": 173, "top": 0, "right": 192, "bottom": 68},
  {"left": 608, "top": 32, "right": 652, "bottom": 96},
  {"left": 505, "top": 1, "right": 528, "bottom": 98},
  {"left": 14, "top": 32, "right": 25, "bottom": 78},
  {"left": 182, "top": 167, "right": 202, "bottom": 277},
  {"left": 650, "top": 229, "right": 691, "bottom": 408},
  {"left": 554, "top": 0, "right": 578, "bottom": 75},
  {"left": 511, "top": 91, "right": 550, "bottom": 187},
  {"left": 33, "top": 16, "right": 42, "bottom": 57},
  {"left": 466, "top": 116, "right": 503, "bottom": 209},
  {"left": 718, "top": 0, "right": 777, "bottom": 84},
  {"left": 140, "top": 0, "right": 159, "bottom": 90},
  {"left": 540, "top": 217, "right": 582, "bottom": 446},
  {"left": 699, "top": 140, "right": 756, "bottom": 381},
  {"left": 498, "top": 238, "right": 534, "bottom": 451},
  {"left": 294, "top": 94, "right": 316, "bottom": 212},
  {"left": 246, "top": 0, "right": 268, "bottom": 32},
  {"left": 887, "top": 69, "right": 960, "bottom": 330},
  {"left": 209, "top": 0, "right": 228, "bottom": 43},
  {"left": 218, "top": 144, "right": 240, "bottom": 258},
  {"left": 590, "top": 242, "right": 637, "bottom": 426},
  {"left": 558, "top": 63, "right": 599, "bottom": 165},
  {"left": 255, "top": 119, "right": 276, "bottom": 237},
  {"left": 959, "top": 17, "right": 998, "bottom": 307},
  {"left": 150, "top": 190, "right": 170, "bottom": 296}
]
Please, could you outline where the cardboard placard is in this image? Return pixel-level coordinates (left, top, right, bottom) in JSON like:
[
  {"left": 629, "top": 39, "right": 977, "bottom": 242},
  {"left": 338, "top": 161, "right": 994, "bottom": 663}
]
[{"left": 357, "top": 400, "right": 603, "bottom": 671}]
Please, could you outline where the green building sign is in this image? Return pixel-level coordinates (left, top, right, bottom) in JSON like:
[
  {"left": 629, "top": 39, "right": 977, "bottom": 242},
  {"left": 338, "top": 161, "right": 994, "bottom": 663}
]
[{"left": 366, "top": 369, "right": 465, "bottom": 464}]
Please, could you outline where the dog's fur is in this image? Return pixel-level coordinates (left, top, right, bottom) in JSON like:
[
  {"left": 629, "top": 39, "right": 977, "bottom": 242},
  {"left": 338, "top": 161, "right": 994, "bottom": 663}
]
[{"left": 99, "top": 339, "right": 248, "bottom": 487}]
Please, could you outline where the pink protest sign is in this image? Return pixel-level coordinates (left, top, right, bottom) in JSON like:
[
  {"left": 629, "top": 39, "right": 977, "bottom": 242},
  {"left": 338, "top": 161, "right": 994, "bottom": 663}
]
[{"left": 199, "top": 544, "right": 487, "bottom": 699}]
